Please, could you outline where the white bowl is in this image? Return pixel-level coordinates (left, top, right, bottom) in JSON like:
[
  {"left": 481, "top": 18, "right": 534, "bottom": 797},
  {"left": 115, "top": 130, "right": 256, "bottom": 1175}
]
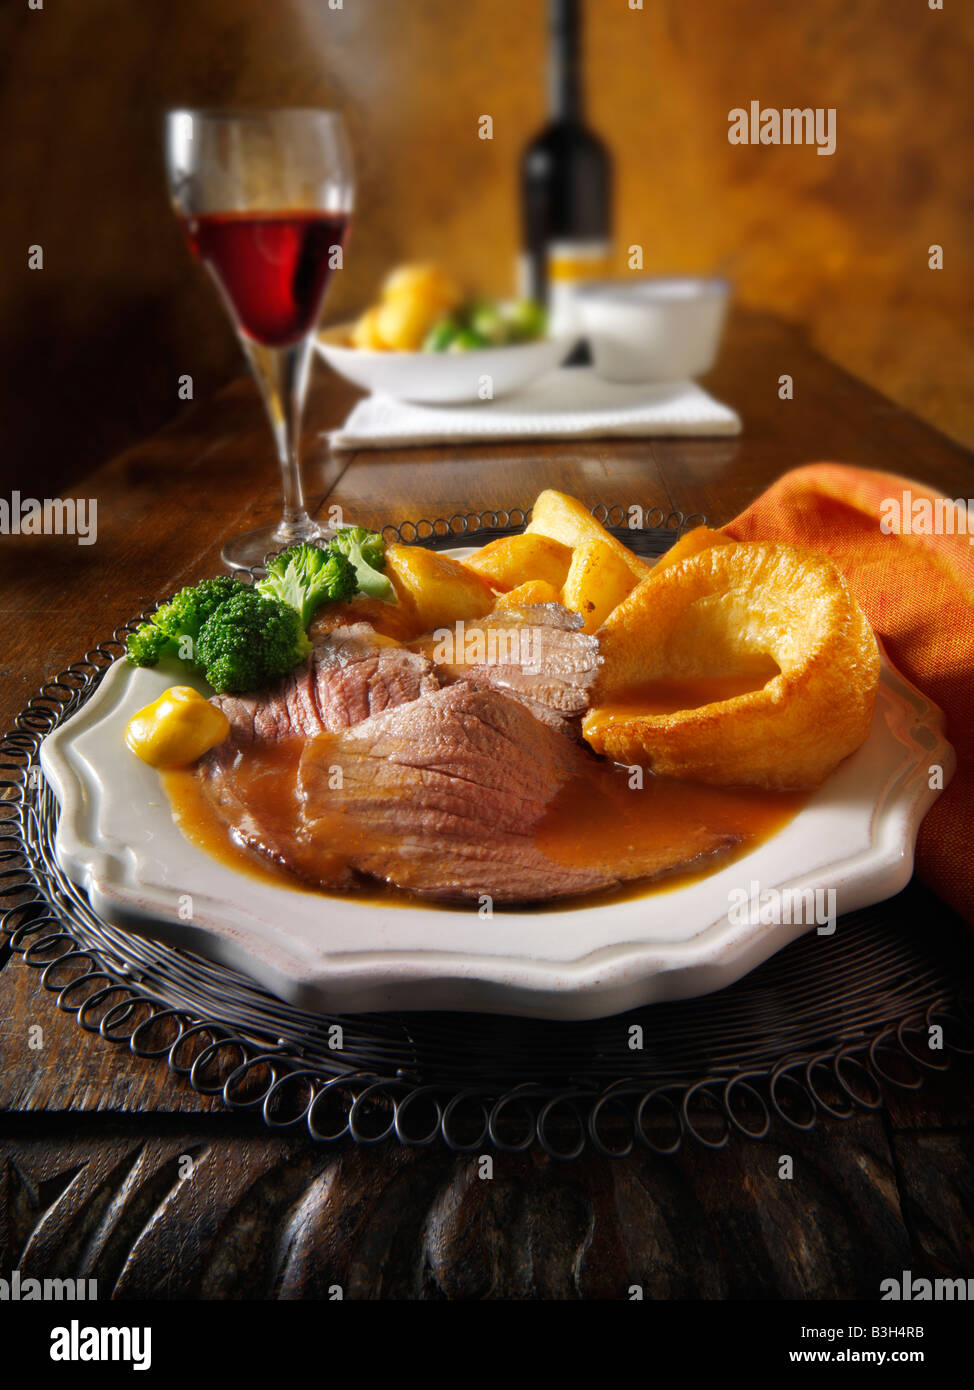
[
  {"left": 316, "top": 327, "right": 575, "bottom": 404},
  {"left": 576, "top": 276, "right": 730, "bottom": 383}
]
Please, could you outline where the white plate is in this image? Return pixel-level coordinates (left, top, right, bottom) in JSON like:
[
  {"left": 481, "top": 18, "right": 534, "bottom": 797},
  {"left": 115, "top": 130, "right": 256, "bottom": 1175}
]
[
  {"left": 316, "top": 328, "right": 575, "bottom": 404},
  {"left": 40, "top": 555, "right": 953, "bottom": 1019}
]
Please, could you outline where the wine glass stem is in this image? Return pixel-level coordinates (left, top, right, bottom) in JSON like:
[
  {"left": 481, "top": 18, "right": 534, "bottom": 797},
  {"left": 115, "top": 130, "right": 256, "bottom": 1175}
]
[{"left": 241, "top": 335, "right": 319, "bottom": 544}]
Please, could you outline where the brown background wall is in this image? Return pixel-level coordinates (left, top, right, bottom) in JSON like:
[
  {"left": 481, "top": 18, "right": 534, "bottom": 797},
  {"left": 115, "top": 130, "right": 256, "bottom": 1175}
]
[{"left": 2, "top": 0, "right": 972, "bottom": 493}]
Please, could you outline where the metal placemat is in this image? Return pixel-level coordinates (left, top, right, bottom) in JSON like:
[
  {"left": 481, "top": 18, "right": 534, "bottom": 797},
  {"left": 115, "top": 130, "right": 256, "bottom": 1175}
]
[{"left": 2, "top": 506, "right": 972, "bottom": 1159}]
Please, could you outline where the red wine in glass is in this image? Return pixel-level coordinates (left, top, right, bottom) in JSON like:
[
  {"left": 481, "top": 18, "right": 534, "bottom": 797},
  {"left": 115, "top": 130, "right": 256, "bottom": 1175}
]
[
  {"left": 166, "top": 109, "right": 354, "bottom": 570},
  {"left": 183, "top": 210, "right": 350, "bottom": 347}
]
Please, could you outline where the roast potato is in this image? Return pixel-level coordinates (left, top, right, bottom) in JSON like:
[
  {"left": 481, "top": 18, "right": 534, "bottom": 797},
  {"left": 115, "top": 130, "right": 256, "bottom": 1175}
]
[
  {"left": 350, "top": 265, "right": 464, "bottom": 352},
  {"left": 384, "top": 544, "right": 495, "bottom": 632},
  {"left": 374, "top": 295, "right": 441, "bottom": 353},
  {"left": 526, "top": 490, "right": 651, "bottom": 585},
  {"left": 493, "top": 579, "right": 562, "bottom": 609},
  {"left": 349, "top": 306, "right": 388, "bottom": 351},
  {"left": 465, "top": 534, "right": 573, "bottom": 592},
  {"left": 561, "top": 539, "right": 638, "bottom": 634},
  {"left": 375, "top": 265, "right": 462, "bottom": 350},
  {"left": 381, "top": 264, "right": 462, "bottom": 311}
]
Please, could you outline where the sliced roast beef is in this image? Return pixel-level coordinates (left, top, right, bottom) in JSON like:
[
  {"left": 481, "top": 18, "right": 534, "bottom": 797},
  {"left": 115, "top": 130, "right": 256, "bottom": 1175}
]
[
  {"left": 296, "top": 682, "right": 736, "bottom": 903},
  {"left": 409, "top": 604, "right": 601, "bottom": 729},
  {"left": 207, "top": 623, "right": 439, "bottom": 762},
  {"left": 193, "top": 617, "right": 735, "bottom": 905},
  {"left": 196, "top": 624, "right": 438, "bottom": 876}
]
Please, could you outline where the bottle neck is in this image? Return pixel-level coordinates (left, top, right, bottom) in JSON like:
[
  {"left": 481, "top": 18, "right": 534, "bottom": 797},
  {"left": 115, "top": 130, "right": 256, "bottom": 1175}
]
[{"left": 548, "top": 0, "right": 583, "bottom": 122}]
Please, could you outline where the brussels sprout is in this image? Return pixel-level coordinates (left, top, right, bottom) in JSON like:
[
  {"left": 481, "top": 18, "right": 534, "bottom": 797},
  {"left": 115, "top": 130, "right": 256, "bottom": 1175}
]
[
  {"left": 447, "top": 327, "right": 490, "bottom": 352},
  {"left": 423, "top": 318, "right": 461, "bottom": 352},
  {"left": 503, "top": 299, "right": 547, "bottom": 342},
  {"left": 467, "top": 300, "right": 508, "bottom": 345}
]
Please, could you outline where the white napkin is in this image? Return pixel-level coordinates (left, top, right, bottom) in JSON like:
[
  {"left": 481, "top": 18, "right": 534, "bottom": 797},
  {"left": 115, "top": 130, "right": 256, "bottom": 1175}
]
[{"left": 326, "top": 367, "right": 741, "bottom": 450}]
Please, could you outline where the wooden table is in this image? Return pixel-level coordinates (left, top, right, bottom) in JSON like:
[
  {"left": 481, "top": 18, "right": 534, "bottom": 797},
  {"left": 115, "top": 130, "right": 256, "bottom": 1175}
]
[{"left": 2, "top": 309, "right": 972, "bottom": 1299}]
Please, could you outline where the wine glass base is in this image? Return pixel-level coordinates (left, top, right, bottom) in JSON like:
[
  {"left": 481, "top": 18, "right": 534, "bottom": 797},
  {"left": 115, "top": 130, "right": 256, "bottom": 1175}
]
[{"left": 220, "top": 520, "right": 332, "bottom": 573}]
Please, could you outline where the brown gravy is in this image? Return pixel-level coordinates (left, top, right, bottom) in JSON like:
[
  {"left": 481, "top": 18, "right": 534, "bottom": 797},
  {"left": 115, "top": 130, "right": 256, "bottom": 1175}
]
[
  {"left": 534, "top": 763, "right": 804, "bottom": 905},
  {"left": 164, "top": 740, "right": 307, "bottom": 890},
  {"left": 162, "top": 734, "right": 806, "bottom": 911},
  {"left": 585, "top": 671, "right": 776, "bottom": 733}
]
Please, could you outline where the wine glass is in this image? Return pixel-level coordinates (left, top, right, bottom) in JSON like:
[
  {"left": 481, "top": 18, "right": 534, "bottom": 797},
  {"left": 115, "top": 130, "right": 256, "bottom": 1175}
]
[{"left": 165, "top": 109, "right": 353, "bottom": 570}]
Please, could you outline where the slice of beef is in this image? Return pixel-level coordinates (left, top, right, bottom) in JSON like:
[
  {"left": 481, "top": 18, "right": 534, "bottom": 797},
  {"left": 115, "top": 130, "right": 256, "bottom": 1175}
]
[
  {"left": 308, "top": 624, "right": 441, "bottom": 729},
  {"left": 297, "top": 682, "right": 736, "bottom": 903},
  {"left": 410, "top": 604, "right": 601, "bottom": 730},
  {"left": 196, "top": 625, "right": 438, "bottom": 878},
  {"left": 207, "top": 623, "right": 439, "bottom": 762},
  {"left": 196, "top": 734, "right": 328, "bottom": 882}
]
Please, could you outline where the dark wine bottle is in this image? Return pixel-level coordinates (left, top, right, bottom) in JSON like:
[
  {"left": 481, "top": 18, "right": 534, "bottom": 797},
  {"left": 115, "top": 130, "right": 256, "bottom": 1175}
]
[{"left": 520, "top": 0, "right": 612, "bottom": 334}]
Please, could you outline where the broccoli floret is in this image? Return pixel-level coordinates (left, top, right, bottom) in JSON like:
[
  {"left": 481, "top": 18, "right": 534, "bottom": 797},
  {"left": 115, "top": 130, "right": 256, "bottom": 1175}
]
[
  {"left": 126, "top": 575, "right": 242, "bottom": 668},
  {"left": 126, "top": 574, "right": 314, "bottom": 695},
  {"left": 331, "top": 526, "right": 396, "bottom": 602},
  {"left": 256, "top": 542, "right": 356, "bottom": 628},
  {"left": 195, "top": 587, "right": 311, "bottom": 694},
  {"left": 125, "top": 622, "right": 173, "bottom": 667}
]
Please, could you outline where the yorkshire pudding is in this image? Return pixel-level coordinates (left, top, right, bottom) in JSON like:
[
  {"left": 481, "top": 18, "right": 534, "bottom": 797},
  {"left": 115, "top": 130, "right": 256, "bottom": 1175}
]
[{"left": 583, "top": 538, "right": 880, "bottom": 789}]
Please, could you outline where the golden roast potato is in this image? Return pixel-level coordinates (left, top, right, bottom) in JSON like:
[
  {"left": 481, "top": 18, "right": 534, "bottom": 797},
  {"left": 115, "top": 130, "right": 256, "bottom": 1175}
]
[
  {"left": 374, "top": 295, "right": 440, "bottom": 352},
  {"left": 494, "top": 579, "right": 562, "bottom": 608},
  {"left": 349, "top": 306, "right": 387, "bottom": 351},
  {"left": 561, "top": 539, "right": 637, "bottom": 634},
  {"left": 465, "top": 533, "right": 573, "bottom": 592},
  {"left": 381, "top": 263, "right": 462, "bottom": 310},
  {"left": 526, "top": 490, "right": 651, "bottom": 585},
  {"left": 349, "top": 264, "right": 464, "bottom": 352},
  {"left": 384, "top": 544, "right": 495, "bottom": 632}
]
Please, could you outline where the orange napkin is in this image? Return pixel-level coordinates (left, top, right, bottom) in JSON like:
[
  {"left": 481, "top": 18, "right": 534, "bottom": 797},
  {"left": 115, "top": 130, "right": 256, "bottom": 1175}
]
[{"left": 724, "top": 463, "right": 974, "bottom": 924}]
